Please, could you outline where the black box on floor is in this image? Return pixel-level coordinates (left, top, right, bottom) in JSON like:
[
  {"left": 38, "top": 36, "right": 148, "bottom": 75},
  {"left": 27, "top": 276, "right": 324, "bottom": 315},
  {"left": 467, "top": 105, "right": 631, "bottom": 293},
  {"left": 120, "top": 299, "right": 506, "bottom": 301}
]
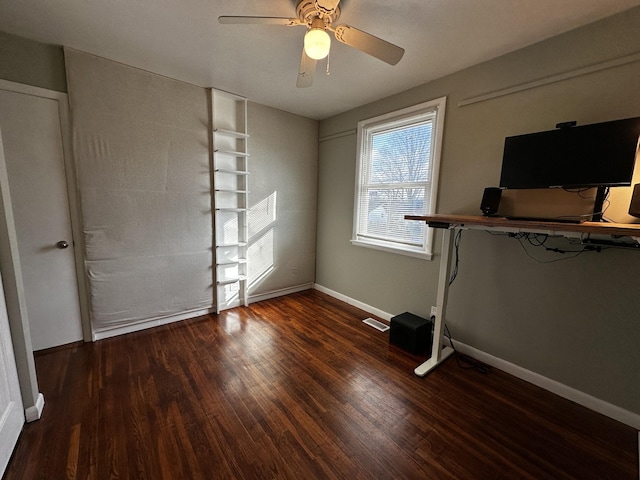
[{"left": 389, "top": 312, "right": 433, "bottom": 355}]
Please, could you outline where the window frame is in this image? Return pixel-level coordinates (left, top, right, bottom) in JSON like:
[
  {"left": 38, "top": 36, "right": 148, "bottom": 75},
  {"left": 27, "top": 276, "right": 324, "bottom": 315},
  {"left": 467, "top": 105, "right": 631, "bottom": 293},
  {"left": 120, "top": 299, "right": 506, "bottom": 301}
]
[{"left": 351, "top": 96, "right": 447, "bottom": 260}]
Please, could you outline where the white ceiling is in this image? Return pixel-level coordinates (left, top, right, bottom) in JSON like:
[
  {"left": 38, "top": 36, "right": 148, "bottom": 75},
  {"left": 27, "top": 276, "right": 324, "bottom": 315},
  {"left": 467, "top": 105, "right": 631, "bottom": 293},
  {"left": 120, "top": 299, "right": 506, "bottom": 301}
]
[{"left": 1, "top": 0, "right": 639, "bottom": 120}]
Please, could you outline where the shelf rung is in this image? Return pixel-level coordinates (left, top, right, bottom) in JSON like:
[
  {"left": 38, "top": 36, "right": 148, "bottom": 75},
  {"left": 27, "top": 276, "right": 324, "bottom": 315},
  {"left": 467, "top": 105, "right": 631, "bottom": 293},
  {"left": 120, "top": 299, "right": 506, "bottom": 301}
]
[
  {"left": 214, "top": 128, "right": 249, "bottom": 139},
  {"left": 217, "top": 259, "right": 247, "bottom": 266},
  {"left": 215, "top": 189, "right": 249, "bottom": 194},
  {"left": 216, "top": 242, "right": 248, "bottom": 248},
  {"left": 214, "top": 149, "right": 250, "bottom": 157},
  {"left": 215, "top": 169, "right": 249, "bottom": 176},
  {"left": 217, "top": 275, "right": 247, "bottom": 285}
]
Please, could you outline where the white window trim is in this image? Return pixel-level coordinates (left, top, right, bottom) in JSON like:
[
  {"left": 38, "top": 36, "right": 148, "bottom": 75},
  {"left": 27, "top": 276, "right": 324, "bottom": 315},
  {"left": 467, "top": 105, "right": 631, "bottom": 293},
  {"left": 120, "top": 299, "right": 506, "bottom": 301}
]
[{"left": 351, "top": 96, "right": 447, "bottom": 260}]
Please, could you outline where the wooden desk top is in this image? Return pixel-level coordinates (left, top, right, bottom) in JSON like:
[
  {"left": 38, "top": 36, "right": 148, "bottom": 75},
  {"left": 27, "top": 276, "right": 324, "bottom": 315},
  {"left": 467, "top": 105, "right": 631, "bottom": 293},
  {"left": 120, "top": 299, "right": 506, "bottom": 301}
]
[{"left": 405, "top": 214, "right": 640, "bottom": 237}]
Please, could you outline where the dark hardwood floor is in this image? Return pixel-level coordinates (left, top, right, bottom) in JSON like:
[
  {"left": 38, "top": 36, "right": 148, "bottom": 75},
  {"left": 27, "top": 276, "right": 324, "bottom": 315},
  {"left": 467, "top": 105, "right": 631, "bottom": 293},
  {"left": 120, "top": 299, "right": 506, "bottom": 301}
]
[{"left": 4, "top": 290, "right": 638, "bottom": 479}]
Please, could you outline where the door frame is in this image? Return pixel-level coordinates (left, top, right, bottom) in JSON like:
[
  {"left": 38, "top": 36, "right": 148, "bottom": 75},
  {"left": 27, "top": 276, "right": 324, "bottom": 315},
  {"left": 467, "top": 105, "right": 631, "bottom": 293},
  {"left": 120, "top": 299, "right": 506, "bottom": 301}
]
[
  {"left": 0, "top": 79, "right": 91, "bottom": 418},
  {"left": 0, "top": 268, "right": 25, "bottom": 477}
]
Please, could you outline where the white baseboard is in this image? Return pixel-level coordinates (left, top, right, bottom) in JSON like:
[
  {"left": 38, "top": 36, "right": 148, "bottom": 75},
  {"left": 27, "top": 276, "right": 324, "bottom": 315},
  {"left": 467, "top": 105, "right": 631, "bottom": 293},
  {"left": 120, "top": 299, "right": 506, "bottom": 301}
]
[
  {"left": 445, "top": 337, "right": 640, "bottom": 430},
  {"left": 313, "top": 284, "right": 393, "bottom": 321},
  {"left": 248, "top": 283, "right": 314, "bottom": 304},
  {"left": 92, "top": 307, "right": 215, "bottom": 341},
  {"left": 24, "top": 392, "right": 45, "bottom": 423},
  {"left": 313, "top": 284, "right": 640, "bottom": 430},
  {"left": 92, "top": 284, "right": 316, "bottom": 341}
]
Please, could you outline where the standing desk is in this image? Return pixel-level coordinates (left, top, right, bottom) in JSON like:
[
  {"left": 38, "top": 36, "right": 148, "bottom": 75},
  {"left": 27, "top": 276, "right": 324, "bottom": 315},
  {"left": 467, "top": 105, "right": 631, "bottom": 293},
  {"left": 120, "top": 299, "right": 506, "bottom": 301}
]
[{"left": 404, "top": 214, "right": 640, "bottom": 376}]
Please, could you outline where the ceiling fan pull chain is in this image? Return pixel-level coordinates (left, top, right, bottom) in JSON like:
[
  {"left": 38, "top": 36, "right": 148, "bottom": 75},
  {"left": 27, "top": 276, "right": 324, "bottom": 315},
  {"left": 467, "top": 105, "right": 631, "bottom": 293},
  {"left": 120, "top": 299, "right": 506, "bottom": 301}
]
[{"left": 326, "top": 51, "right": 331, "bottom": 76}]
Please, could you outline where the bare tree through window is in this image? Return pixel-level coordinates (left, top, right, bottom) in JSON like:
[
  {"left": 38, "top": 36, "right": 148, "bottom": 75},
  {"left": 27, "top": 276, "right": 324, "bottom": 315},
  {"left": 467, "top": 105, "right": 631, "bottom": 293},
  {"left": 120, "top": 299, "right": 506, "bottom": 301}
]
[{"left": 353, "top": 97, "right": 446, "bottom": 258}]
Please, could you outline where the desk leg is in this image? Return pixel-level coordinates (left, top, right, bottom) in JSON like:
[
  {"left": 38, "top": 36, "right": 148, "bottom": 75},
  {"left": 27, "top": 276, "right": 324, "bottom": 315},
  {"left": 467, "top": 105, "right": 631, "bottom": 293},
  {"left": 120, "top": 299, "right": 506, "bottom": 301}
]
[{"left": 415, "top": 227, "right": 456, "bottom": 376}]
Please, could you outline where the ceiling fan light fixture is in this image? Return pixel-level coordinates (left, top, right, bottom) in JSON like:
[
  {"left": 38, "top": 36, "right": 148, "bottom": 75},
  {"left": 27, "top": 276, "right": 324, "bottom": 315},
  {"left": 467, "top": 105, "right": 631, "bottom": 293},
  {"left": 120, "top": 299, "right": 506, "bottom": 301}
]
[{"left": 304, "top": 26, "right": 331, "bottom": 60}]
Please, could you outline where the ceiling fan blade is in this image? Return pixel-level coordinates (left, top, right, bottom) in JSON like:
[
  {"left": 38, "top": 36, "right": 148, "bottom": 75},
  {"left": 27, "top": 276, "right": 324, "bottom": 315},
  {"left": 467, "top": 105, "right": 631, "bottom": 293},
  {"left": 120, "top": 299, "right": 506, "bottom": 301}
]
[
  {"left": 332, "top": 25, "right": 404, "bottom": 65},
  {"left": 297, "top": 49, "right": 317, "bottom": 88},
  {"left": 218, "top": 16, "right": 302, "bottom": 26}
]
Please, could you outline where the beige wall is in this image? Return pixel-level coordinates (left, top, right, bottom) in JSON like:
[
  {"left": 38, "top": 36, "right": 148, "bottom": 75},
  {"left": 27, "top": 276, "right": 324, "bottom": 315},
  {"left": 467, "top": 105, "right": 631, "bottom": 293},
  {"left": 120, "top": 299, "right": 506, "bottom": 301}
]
[
  {"left": 248, "top": 103, "right": 318, "bottom": 296},
  {"left": 0, "top": 31, "right": 66, "bottom": 92},
  {"left": 317, "top": 8, "right": 640, "bottom": 414}
]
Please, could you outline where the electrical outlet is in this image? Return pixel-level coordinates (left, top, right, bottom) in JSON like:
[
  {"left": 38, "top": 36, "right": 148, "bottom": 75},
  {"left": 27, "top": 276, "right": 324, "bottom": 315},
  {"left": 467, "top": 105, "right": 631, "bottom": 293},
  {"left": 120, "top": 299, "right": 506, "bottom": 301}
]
[{"left": 431, "top": 306, "right": 438, "bottom": 317}]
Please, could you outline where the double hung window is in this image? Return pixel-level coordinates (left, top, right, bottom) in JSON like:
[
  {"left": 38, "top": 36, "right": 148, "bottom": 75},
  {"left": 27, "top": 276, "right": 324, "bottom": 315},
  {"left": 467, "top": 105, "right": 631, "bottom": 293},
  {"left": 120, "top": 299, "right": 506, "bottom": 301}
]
[{"left": 352, "top": 97, "right": 446, "bottom": 259}]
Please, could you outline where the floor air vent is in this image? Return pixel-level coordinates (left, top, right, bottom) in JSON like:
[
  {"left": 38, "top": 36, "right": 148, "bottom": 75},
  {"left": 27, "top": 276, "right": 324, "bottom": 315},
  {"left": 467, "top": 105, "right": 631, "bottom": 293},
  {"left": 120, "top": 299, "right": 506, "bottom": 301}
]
[{"left": 362, "top": 318, "right": 389, "bottom": 332}]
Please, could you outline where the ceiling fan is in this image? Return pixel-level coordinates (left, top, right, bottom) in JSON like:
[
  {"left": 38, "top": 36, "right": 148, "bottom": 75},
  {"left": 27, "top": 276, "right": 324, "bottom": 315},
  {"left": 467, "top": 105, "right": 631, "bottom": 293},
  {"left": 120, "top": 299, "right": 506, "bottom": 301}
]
[{"left": 219, "top": 0, "right": 405, "bottom": 88}]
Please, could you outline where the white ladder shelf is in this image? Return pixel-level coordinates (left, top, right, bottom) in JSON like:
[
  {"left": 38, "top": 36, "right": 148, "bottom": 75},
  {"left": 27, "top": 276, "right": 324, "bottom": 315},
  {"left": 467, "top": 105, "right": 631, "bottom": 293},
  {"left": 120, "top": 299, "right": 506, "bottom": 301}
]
[{"left": 210, "top": 89, "right": 249, "bottom": 313}]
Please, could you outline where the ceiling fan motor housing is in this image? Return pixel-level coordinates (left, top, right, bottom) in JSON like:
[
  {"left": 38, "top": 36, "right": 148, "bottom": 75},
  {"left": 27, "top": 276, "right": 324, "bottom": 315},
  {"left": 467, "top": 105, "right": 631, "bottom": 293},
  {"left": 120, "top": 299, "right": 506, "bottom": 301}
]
[{"left": 297, "top": 0, "right": 340, "bottom": 26}]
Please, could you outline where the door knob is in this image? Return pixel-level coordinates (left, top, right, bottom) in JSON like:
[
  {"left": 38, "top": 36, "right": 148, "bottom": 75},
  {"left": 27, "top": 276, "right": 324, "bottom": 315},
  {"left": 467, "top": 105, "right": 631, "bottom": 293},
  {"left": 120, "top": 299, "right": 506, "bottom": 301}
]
[{"left": 56, "top": 240, "right": 69, "bottom": 249}]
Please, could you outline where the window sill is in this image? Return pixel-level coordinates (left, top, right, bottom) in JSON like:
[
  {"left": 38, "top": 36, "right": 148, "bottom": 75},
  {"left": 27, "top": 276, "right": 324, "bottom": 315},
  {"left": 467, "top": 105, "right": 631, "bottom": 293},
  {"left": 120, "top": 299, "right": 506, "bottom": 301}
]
[{"left": 350, "top": 239, "right": 433, "bottom": 260}]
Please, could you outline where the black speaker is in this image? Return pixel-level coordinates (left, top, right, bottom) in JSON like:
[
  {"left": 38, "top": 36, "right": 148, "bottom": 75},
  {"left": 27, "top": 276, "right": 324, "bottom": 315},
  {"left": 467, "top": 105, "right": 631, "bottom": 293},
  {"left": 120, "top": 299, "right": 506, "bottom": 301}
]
[
  {"left": 480, "top": 187, "right": 502, "bottom": 216},
  {"left": 389, "top": 312, "right": 433, "bottom": 355},
  {"left": 629, "top": 184, "right": 640, "bottom": 218}
]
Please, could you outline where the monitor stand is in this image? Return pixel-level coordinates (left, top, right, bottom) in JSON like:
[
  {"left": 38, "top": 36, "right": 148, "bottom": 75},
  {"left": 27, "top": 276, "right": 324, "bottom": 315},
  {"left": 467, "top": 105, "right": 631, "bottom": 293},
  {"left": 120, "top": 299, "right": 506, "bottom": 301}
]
[{"left": 591, "top": 186, "right": 608, "bottom": 222}]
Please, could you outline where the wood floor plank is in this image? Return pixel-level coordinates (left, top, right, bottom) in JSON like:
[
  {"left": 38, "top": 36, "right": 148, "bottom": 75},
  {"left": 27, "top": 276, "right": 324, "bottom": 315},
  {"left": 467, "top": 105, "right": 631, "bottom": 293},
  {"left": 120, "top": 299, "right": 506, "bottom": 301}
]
[{"left": 4, "top": 289, "right": 638, "bottom": 479}]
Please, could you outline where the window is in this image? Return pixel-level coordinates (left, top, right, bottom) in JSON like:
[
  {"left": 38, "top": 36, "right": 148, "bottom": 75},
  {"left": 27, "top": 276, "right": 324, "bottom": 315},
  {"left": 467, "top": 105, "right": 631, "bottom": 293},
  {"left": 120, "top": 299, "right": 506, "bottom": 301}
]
[{"left": 352, "top": 97, "right": 446, "bottom": 259}]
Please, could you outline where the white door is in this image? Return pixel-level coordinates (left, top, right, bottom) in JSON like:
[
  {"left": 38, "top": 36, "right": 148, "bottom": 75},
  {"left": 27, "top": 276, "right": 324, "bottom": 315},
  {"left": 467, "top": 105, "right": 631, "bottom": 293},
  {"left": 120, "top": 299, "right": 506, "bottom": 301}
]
[
  {"left": 0, "top": 87, "right": 83, "bottom": 351},
  {"left": 0, "top": 270, "right": 24, "bottom": 477}
]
